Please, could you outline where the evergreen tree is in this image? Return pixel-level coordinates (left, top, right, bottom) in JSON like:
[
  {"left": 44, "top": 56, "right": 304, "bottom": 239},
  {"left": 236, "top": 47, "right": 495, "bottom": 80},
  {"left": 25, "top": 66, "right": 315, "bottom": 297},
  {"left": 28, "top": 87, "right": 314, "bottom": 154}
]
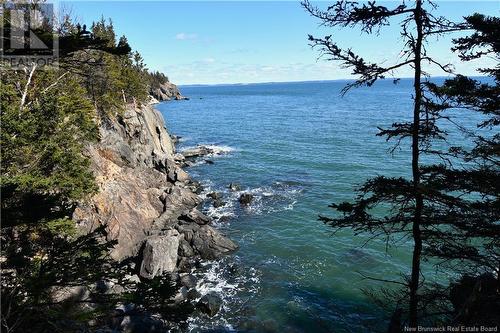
[
  {"left": 302, "top": 0, "right": 481, "bottom": 327},
  {"left": 417, "top": 13, "right": 500, "bottom": 325}
]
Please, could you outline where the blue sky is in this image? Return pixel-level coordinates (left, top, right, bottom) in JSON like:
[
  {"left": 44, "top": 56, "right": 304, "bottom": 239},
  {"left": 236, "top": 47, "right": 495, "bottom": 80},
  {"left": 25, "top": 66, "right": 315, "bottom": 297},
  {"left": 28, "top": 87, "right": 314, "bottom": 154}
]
[{"left": 61, "top": 1, "right": 499, "bottom": 85}]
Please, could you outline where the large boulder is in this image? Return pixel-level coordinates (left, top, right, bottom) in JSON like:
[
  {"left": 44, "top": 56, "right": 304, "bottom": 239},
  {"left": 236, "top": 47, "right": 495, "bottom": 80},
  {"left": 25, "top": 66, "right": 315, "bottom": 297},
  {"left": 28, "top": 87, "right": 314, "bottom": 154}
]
[
  {"left": 213, "top": 199, "right": 226, "bottom": 208},
  {"left": 191, "top": 225, "right": 238, "bottom": 260},
  {"left": 109, "top": 306, "right": 168, "bottom": 333},
  {"left": 179, "top": 208, "right": 211, "bottom": 225},
  {"left": 140, "top": 230, "right": 180, "bottom": 279}
]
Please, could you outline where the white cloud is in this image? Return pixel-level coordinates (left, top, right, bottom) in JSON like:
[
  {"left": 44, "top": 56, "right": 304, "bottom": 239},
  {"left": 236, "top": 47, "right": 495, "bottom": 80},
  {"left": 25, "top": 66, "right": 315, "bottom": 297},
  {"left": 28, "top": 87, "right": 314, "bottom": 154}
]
[
  {"left": 202, "top": 57, "right": 216, "bottom": 64},
  {"left": 175, "top": 33, "right": 198, "bottom": 41}
]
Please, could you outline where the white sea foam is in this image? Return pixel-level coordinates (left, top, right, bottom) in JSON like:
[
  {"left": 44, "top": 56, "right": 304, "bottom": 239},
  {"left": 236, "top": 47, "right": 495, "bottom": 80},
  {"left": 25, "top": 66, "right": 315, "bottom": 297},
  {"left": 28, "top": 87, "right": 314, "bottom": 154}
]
[
  {"left": 203, "top": 144, "right": 236, "bottom": 155},
  {"left": 187, "top": 180, "right": 301, "bottom": 329},
  {"left": 201, "top": 181, "right": 303, "bottom": 223},
  {"left": 180, "top": 144, "right": 236, "bottom": 157},
  {"left": 186, "top": 257, "right": 261, "bottom": 332},
  {"left": 236, "top": 182, "right": 303, "bottom": 215}
]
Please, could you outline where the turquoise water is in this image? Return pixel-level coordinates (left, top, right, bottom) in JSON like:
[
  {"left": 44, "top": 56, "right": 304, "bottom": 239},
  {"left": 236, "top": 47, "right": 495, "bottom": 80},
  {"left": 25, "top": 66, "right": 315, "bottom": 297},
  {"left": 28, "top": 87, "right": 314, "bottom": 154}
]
[{"left": 157, "top": 80, "right": 480, "bottom": 332}]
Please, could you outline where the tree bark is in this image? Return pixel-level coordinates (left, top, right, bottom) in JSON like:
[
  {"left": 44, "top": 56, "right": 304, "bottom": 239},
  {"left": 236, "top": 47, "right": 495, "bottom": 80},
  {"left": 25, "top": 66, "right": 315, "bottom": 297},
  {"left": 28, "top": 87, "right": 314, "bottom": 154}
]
[
  {"left": 409, "top": 0, "right": 424, "bottom": 328},
  {"left": 19, "top": 62, "right": 37, "bottom": 114}
]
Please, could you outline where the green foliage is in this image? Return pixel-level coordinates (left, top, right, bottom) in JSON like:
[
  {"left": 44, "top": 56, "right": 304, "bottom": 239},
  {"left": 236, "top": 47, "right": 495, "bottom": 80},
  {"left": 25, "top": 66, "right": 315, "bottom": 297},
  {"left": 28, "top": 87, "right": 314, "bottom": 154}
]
[
  {"left": 1, "top": 68, "right": 98, "bottom": 204},
  {"left": 416, "top": 15, "right": 499, "bottom": 326},
  {"left": 148, "top": 71, "right": 170, "bottom": 90},
  {"left": 1, "top": 10, "right": 182, "bottom": 333},
  {"left": 91, "top": 17, "right": 117, "bottom": 47}
]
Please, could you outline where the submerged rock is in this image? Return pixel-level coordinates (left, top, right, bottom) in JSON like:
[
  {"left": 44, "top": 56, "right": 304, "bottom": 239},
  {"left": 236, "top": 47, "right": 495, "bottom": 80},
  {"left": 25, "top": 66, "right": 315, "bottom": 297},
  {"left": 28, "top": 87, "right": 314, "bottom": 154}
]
[
  {"left": 213, "top": 199, "right": 226, "bottom": 208},
  {"left": 239, "top": 193, "right": 253, "bottom": 205},
  {"left": 187, "top": 289, "right": 201, "bottom": 301},
  {"left": 228, "top": 183, "right": 241, "bottom": 191},
  {"left": 207, "top": 192, "right": 222, "bottom": 200},
  {"left": 197, "top": 293, "right": 222, "bottom": 317},
  {"left": 207, "top": 191, "right": 226, "bottom": 208}
]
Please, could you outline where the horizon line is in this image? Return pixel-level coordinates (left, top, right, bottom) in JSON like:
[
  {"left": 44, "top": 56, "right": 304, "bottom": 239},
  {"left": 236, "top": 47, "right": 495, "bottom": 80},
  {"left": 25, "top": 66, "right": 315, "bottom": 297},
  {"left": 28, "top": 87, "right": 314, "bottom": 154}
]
[{"left": 176, "top": 75, "right": 488, "bottom": 87}]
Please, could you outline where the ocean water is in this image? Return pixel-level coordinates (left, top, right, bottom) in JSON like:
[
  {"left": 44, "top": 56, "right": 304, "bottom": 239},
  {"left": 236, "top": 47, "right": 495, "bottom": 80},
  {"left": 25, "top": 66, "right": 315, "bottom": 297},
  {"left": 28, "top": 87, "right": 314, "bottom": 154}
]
[{"left": 156, "top": 79, "right": 481, "bottom": 332}]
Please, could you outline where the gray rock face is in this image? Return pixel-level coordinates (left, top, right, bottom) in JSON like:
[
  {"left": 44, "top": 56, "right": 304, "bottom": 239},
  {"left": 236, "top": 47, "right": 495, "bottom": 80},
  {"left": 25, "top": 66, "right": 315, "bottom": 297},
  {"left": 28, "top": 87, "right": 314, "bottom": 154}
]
[
  {"left": 178, "top": 237, "right": 196, "bottom": 257},
  {"left": 140, "top": 230, "right": 180, "bottom": 279},
  {"left": 73, "top": 104, "right": 176, "bottom": 260},
  {"left": 73, "top": 101, "right": 237, "bottom": 277}
]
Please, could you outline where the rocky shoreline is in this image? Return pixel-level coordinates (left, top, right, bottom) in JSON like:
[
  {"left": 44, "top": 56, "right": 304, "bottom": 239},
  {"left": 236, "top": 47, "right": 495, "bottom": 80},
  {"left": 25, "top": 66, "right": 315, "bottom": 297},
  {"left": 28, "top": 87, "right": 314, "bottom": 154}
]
[
  {"left": 149, "top": 81, "right": 189, "bottom": 103},
  {"left": 70, "top": 98, "right": 237, "bottom": 330}
]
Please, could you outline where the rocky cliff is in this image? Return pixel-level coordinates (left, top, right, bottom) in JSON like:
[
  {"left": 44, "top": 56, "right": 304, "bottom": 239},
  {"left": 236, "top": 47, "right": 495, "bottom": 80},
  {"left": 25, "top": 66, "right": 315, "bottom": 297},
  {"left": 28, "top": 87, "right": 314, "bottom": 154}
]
[{"left": 73, "top": 103, "right": 236, "bottom": 279}]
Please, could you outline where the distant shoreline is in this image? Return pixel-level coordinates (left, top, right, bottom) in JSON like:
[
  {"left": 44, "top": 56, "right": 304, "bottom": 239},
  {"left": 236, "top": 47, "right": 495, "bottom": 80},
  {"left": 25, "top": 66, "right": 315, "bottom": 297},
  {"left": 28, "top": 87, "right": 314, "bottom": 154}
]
[{"left": 179, "top": 75, "right": 489, "bottom": 88}]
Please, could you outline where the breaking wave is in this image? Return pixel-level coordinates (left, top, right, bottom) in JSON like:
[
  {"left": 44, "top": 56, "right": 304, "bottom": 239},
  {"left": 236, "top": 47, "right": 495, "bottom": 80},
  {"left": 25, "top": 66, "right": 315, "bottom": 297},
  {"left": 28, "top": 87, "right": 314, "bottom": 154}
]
[
  {"left": 200, "top": 181, "right": 304, "bottom": 224},
  {"left": 186, "top": 256, "right": 261, "bottom": 332},
  {"left": 179, "top": 144, "right": 236, "bottom": 157}
]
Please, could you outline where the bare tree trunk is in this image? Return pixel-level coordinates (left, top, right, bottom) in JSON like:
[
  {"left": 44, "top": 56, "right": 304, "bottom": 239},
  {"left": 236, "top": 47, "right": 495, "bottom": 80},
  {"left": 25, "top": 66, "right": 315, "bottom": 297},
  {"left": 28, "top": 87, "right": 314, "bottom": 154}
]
[
  {"left": 19, "top": 63, "right": 37, "bottom": 114},
  {"left": 409, "top": 0, "right": 424, "bottom": 327}
]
